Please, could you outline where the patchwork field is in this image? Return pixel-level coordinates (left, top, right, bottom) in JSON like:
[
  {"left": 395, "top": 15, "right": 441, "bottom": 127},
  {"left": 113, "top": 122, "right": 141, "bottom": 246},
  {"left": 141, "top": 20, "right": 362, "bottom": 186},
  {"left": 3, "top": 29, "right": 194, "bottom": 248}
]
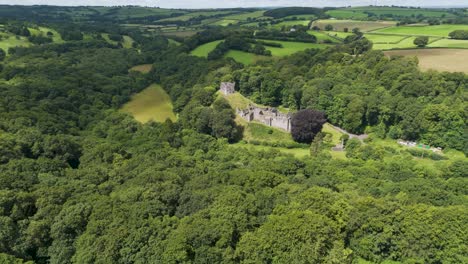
[
  {"left": 364, "top": 34, "right": 408, "bottom": 43},
  {"left": 223, "top": 10, "right": 267, "bottom": 20},
  {"left": 384, "top": 49, "right": 468, "bottom": 73},
  {"left": 312, "top": 19, "right": 396, "bottom": 32},
  {"left": 210, "top": 19, "right": 239, "bottom": 26},
  {"left": 121, "top": 84, "right": 176, "bottom": 123},
  {"left": 272, "top": 20, "right": 311, "bottom": 29},
  {"left": 326, "top": 9, "right": 370, "bottom": 20},
  {"left": 428, "top": 38, "right": 468, "bottom": 49},
  {"left": 265, "top": 41, "right": 329, "bottom": 56},
  {"left": 328, "top": 7, "right": 455, "bottom": 19},
  {"left": 159, "top": 11, "right": 237, "bottom": 22},
  {"left": 373, "top": 24, "right": 468, "bottom": 37},
  {"left": 29, "top": 26, "right": 63, "bottom": 43},
  {"left": 307, "top": 31, "right": 342, "bottom": 43}
]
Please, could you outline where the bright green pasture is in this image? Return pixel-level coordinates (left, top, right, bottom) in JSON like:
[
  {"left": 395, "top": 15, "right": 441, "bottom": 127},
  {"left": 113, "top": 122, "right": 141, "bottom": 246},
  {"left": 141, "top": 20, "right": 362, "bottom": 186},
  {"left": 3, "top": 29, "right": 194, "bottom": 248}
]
[
  {"left": 122, "top": 36, "right": 134, "bottom": 48},
  {"left": 326, "top": 31, "right": 354, "bottom": 39},
  {"left": 345, "top": 7, "right": 454, "bottom": 18},
  {"left": 374, "top": 24, "right": 468, "bottom": 37},
  {"left": 190, "top": 40, "right": 222, "bottom": 57},
  {"left": 265, "top": 41, "right": 329, "bottom": 56},
  {"left": 210, "top": 19, "right": 239, "bottom": 26},
  {"left": 307, "top": 31, "right": 342, "bottom": 43},
  {"left": 313, "top": 19, "right": 396, "bottom": 32},
  {"left": 101, "top": 33, "right": 118, "bottom": 45},
  {"left": 365, "top": 34, "right": 408, "bottom": 43},
  {"left": 121, "top": 84, "right": 176, "bottom": 123},
  {"left": 373, "top": 37, "right": 418, "bottom": 50},
  {"left": 428, "top": 38, "right": 468, "bottom": 48},
  {"left": 283, "top": 15, "right": 316, "bottom": 20},
  {"left": 224, "top": 50, "right": 268, "bottom": 65}
]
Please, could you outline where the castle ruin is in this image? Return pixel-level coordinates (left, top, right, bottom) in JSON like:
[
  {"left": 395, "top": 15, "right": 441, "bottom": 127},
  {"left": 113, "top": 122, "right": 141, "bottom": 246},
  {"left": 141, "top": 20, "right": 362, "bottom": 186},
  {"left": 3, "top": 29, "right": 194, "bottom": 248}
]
[
  {"left": 237, "top": 105, "right": 292, "bottom": 132},
  {"left": 219, "top": 82, "right": 292, "bottom": 132},
  {"left": 220, "top": 82, "right": 236, "bottom": 95}
]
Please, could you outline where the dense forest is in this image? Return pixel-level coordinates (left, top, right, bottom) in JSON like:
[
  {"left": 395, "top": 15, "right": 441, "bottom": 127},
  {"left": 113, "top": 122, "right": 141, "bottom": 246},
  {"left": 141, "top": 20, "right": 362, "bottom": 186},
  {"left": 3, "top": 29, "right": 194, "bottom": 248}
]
[{"left": 0, "top": 5, "right": 467, "bottom": 264}]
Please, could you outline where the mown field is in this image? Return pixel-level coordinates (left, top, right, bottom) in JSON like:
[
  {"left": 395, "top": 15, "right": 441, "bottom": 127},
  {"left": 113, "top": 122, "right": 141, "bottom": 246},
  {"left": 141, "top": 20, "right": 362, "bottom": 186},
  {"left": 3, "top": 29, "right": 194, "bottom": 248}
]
[
  {"left": 121, "top": 84, "right": 176, "bottom": 123},
  {"left": 265, "top": 41, "right": 329, "bottom": 56},
  {"left": 307, "top": 31, "right": 341, "bottom": 43},
  {"left": 312, "top": 19, "right": 396, "bottom": 32},
  {"left": 190, "top": 40, "right": 223, "bottom": 57},
  {"left": 384, "top": 49, "right": 468, "bottom": 73},
  {"left": 224, "top": 50, "right": 268, "bottom": 65},
  {"left": 373, "top": 24, "right": 468, "bottom": 37},
  {"left": 158, "top": 11, "right": 237, "bottom": 22},
  {"left": 271, "top": 20, "right": 311, "bottom": 29}
]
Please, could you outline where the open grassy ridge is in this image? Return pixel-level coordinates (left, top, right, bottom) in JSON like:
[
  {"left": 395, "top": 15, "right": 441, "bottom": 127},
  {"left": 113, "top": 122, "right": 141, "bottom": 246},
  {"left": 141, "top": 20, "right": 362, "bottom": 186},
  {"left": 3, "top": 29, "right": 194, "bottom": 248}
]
[
  {"left": 190, "top": 40, "right": 223, "bottom": 57},
  {"left": 121, "top": 84, "right": 176, "bottom": 123},
  {"left": 312, "top": 19, "right": 396, "bottom": 32}
]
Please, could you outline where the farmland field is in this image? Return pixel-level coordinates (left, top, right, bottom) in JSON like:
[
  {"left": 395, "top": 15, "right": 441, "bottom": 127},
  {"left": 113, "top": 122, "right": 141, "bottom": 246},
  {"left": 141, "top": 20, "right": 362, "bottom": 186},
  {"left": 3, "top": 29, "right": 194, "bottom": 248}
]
[
  {"left": 223, "top": 10, "right": 267, "bottom": 20},
  {"left": 190, "top": 40, "right": 223, "bottom": 57},
  {"left": 158, "top": 11, "right": 237, "bottom": 22},
  {"left": 373, "top": 24, "right": 468, "bottom": 37},
  {"left": 307, "top": 31, "right": 342, "bottom": 43},
  {"left": 428, "top": 38, "right": 468, "bottom": 48},
  {"left": 224, "top": 50, "right": 268, "bottom": 65},
  {"left": 333, "top": 7, "right": 454, "bottom": 18},
  {"left": 210, "top": 19, "right": 239, "bottom": 26},
  {"left": 28, "top": 26, "right": 63, "bottom": 43},
  {"left": 312, "top": 19, "right": 396, "bottom": 32},
  {"left": 326, "top": 9, "right": 370, "bottom": 20},
  {"left": 271, "top": 20, "right": 311, "bottom": 29},
  {"left": 372, "top": 37, "right": 419, "bottom": 50},
  {"left": 364, "top": 34, "right": 408, "bottom": 43},
  {"left": 326, "top": 31, "right": 354, "bottom": 39},
  {"left": 265, "top": 41, "right": 329, "bottom": 56},
  {"left": 384, "top": 49, "right": 468, "bottom": 73},
  {"left": 121, "top": 84, "right": 176, "bottom": 123}
]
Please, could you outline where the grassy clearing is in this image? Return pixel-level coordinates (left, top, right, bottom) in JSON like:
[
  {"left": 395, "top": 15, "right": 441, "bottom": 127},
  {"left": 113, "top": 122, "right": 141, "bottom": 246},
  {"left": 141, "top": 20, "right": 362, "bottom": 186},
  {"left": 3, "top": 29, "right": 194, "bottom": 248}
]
[
  {"left": 122, "top": 35, "right": 134, "bottom": 48},
  {"left": 224, "top": 50, "right": 268, "bottom": 65},
  {"left": 384, "top": 49, "right": 468, "bottom": 73},
  {"left": 190, "top": 40, "right": 222, "bottom": 57},
  {"left": 326, "top": 31, "right": 354, "bottom": 39},
  {"left": 210, "top": 19, "right": 239, "bottom": 26},
  {"left": 221, "top": 92, "right": 254, "bottom": 109},
  {"left": 121, "top": 84, "right": 176, "bottom": 123},
  {"left": 265, "top": 41, "right": 329, "bottom": 56},
  {"left": 428, "top": 38, "right": 468, "bottom": 48},
  {"left": 374, "top": 24, "right": 468, "bottom": 37},
  {"left": 29, "top": 26, "right": 63, "bottom": 43},
  {"left": 307, "top": 31, "right": 342, "bottom": 43},
  {"left": 101, "top": 33, "right": 118, "bottom": 45},
  {"left": 373, "top": 37, "right": 440, "bottom": 50},
  {"left": 129, "top": 64, "right": 153, "bottom": 73},
  {"left": 312, "top": 19, "right": 396, "bottom": 32},
  {"left": 0, "top": 33, "right": 30, "bottom": 53}
]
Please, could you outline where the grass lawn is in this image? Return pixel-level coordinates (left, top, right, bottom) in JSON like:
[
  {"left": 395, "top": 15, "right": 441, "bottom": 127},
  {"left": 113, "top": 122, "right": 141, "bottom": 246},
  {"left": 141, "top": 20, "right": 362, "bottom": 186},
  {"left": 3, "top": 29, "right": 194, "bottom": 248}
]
[
  {"left": 224, "top": 50, "right": 268, "bottom": 65},
  {"left": 384, "top": 49, "right": 468, "bottom": 73},
  {"left": 312, "top": 19, "right": 396, "bottom": 32},
  {"left": 265, "top": 40, "right": 329, "bottom": 56},
  {"left": 190, "top": 40, "right": 223, "bottom": 57},
  {"left": 373, "top": 24, "right": 468, "bottom": 37},
  {"left": 121, "top": 84, "right": 176, "bottom": 123},
  {"left": 129, "top": 64, "right": 153, "bottom": 73},
  {"left": 307, "top": 31, "right": 342, "bottom": 43}
]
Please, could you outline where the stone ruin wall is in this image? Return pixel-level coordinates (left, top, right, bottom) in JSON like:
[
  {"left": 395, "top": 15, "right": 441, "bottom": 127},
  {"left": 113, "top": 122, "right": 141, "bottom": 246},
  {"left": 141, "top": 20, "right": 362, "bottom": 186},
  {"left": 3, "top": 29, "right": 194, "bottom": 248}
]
[{"left": 237, "top": 105, "right": 292, "bottom": 132}]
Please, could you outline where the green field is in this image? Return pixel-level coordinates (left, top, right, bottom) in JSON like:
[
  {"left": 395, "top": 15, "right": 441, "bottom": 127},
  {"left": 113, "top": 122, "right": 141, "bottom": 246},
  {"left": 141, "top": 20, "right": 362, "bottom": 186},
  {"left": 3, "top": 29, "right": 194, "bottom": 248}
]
[
  {"left": 330, "top": 7, "right": 454, "bottom": 19},
  {"left": 265, "top": 41, "right": 329, "bottom": 56},
  {"left": 374, "top": 24, "right": 468, "bottom": 37},
  {"left": 122, "top": 36, "right": 134, "bottom": 48},
  {"left": 312, "top": 19, "right": 396, "bottom": 32},
  {"left": 0, "top": 33, "right": 31, "bottom": 53},
  {"left": 326, "top": 31, "right": 354, "bottom": 39},
  {"left": 224, "top": 50, "right": 268, "bottom": 65},
  {"left": 190, "top": 40, "right": 223, "bottom": 57},
  {"left": 223, "top": 10, "right": 267, "bottom": 20},
  {"left": 121, "top": 84, "right": 176, "bottom": 123},
  {"left": 28, "top": 26, "right": 63, "bottom": 43},
  {"left": 428, "top": 38, "right": 468, "bottom": 48},
  {"left": 272, "top": 20, "right": 311, "bottom": 29},
  {"left": 210, "top": 19, "right": 239, "bottom": 26},
  {"left": 326, "top": 9, "right": 370, "bottom": 20},
  {"left": 159, "top": 11, "right": 236, "bottom": 22},
  {"left": 365, "top": 34, "right": 408, "bottom": 43},
  {"left": 307, "top": 31, "right": 342, "bottom": 43}
]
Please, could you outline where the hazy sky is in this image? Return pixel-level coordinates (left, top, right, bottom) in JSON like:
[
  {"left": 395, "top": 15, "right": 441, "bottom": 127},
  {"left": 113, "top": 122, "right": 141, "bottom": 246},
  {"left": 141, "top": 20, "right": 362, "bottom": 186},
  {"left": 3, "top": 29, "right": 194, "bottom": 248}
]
[{"left": 0, "top": 0, "right": 466, "bottom": 8}]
